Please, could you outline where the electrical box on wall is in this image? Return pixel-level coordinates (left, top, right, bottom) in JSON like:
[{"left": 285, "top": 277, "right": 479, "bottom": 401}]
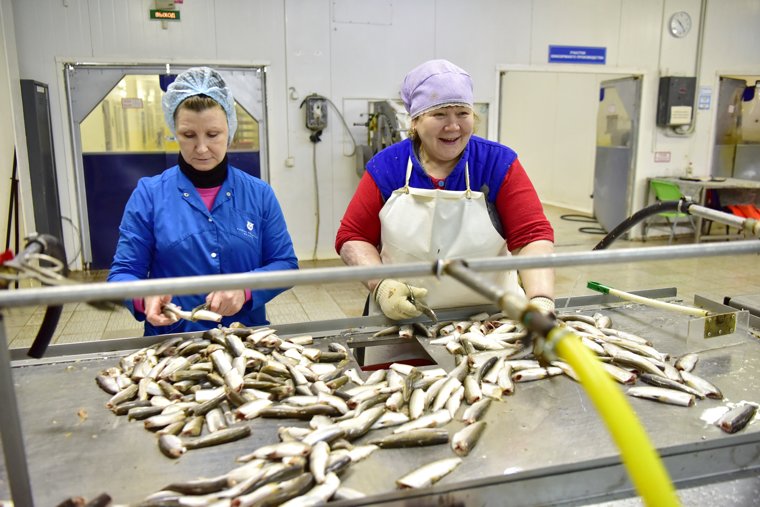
[
  {"left": 303, "top": 94, "right": 328, "bottom": 131},
  {"left": 657, "top": 76, "right": 697, "bottom": 127}
]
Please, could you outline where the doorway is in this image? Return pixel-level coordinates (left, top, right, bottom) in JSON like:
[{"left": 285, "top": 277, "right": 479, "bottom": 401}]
[
  {"left": 499, "top": 69, "right": 642, "bottom": 232},
  {"left": 712, "top": 75, "right": 760, "bottom": 181},
  {"left": 64, "top": 64, "right": 268, "bottom": 269}
]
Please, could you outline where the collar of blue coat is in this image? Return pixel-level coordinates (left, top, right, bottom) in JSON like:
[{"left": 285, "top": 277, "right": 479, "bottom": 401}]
[
  {"left": 175, "top": 164, "right": 235, "bottom": 209},
  {"left": 178, "top": 153, "right": 229, "bottom": 187}
]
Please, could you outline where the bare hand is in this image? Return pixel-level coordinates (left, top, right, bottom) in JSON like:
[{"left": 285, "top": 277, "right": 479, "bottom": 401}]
[
  {"left": 205, "top": 290, "right": 246, "bottom": 317},
  {"left": 145, "top": 294, "right": 176, "bottom": 327}
]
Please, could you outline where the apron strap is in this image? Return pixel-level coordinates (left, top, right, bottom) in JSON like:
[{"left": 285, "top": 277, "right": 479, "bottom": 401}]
[
  {"left": 464, "top": 162, "right": 472, "bottom": 199},
  {"left": 406, "top": 157, "right": 472, "bottom": 198},
  {"left": 403, "top": 158, "right": 413, "bottom": 193}
]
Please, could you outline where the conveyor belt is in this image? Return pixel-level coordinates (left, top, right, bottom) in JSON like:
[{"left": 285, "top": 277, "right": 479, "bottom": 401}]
[{"left": 2, "top": 293, "right": 760, "bottom": 506}]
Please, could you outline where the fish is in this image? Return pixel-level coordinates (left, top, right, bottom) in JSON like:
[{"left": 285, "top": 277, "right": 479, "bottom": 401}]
[
  {"left": 408, "top": 388, "right": 427, "bottom": 420},
  {"left": 234, "top": 472, "right": 314, "bottom": 507},
  {"left": 512, "top": 366, "right": 563, "bottom": 382},
  {"left": 105, "top": 383, "right": 138, "bottom": 409},
  {"left": 462, "top": 398, "right": 491, "bottom": 425},
  {"left": 144, "top": 410, "right": 187, "bottom": 430},
  {"left": 674, "top": 353, "right": 699, "bottom": 372},
  {"left": 715, "top": 404, "right": 757, "bottom": 434},
  {"left": 431, "top": 377, "right": 462, "bottom": 412},
  {"left": 392, "top": 409, "right": 451, "bottom": 434},
  {"left": 184, "top": 425, "right": 251, "bottom": 451},
  {"left": 309, "top": 441, "right": 330, "bottom": 484},
  {"left": 332, "top": 486, "right": 366, "bottom": 500},
  {"left": 600, "top": 362, "right": 638, "bottom": 385},
  {"left": 445, "top": 385, "right": 465, "bottom": 417},
  {"left": 396, "top": 457, "right": 462, "bottom": 489},
  {"left": 368, "top": 428, "right": 450, "bottom": 448},
  {"left": 338, "top": 405, "right": 386, "bottom": 440},
  {"left": 680, "top": 370, "right": 723, "bottom": 399},
  {"left": 162, "top": 302, "right": 222, "bottom": 323},
  {"left": 451, "top": 420, "right": 487, "bottom": 457},
  {"left": 279, "top": 473, "right": 340, "bottom": 507},
  {"left": 370, "top": 411, "right": 410, "bottom": 429},
  {"left": 463, "top": 374, "right": 483, "bottom": 404},
  {"left": 372, "top": 325, "right": 399, "bottom": 337},
  {"left": 347, "top": 444, "right": 378, "bottom": 462},
  {"left": 158, "top": 434, "right": 186, "bottom": 459},
  {"left": 240, "top": 441, "right": 311, "bottom": 461},
  {"left": 95, "top": 374, "right": 121, "bottom": 395},
  {"left": 302, "top": 426, "right": 346, "bottom": 446},
  {"left": 639, "top": 373, "right": 704, "bottom": 399},
  {"left": 627, "top": 386, "right": 695, "bottom": 407}
]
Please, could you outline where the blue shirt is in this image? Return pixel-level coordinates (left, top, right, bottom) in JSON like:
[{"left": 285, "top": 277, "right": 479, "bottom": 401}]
[{"left": 108, "top": 164, "right": 298, "bottom": 336}]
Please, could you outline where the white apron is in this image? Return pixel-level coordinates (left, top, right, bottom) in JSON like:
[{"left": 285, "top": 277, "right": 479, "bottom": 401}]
[{"left": 370, "top": 157, "right": 523, "bottom": 315}]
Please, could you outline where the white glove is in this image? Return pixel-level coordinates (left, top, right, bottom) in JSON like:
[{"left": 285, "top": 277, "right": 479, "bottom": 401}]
[
  {"left": 529, "top": 296, "right": 555, "bottom": 315},
  {"left": 373, "top": 279, "right": 428, "bottom": 321}
]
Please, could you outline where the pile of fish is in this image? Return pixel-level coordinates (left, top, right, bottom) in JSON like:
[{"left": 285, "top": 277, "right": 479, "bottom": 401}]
[
  {"left": 95, "top": 324, "right": 490, "bottom": 506},
  {"left": 421, "top": 310, "right": 757, "bottom": 433},
  {"left": 93, "top": 309, "right": 757, "bottom": 506}
]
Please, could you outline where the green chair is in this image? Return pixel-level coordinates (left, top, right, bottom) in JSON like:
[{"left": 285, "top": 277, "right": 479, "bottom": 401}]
[{"left": 644, "top": 179, "right": 696, "bottom": 243}]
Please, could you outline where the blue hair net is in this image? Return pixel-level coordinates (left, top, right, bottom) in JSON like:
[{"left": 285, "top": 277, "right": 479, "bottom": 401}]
[{"left": 162, "top": 67, "right": 238, "bottom": 145}]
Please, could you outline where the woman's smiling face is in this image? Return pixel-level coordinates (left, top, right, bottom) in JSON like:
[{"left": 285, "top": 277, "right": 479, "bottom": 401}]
[{"left": 413, "top": 106, "right": 474, "bottom": 165}]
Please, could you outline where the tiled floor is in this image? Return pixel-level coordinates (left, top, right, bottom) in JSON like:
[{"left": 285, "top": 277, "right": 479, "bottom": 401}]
[{"left": 3, "top": 204, "right": 759, "bottom": 349}]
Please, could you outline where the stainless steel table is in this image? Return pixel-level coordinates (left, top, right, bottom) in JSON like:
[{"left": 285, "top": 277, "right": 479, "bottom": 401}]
[{"left": 2, "top": 293, "right": 759, "bottom": 506}]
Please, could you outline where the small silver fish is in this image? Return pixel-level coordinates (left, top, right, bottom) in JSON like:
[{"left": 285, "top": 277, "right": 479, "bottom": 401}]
[
  {"left": 396, "top": 457, "right": 462, "bottom": 489},
  {"left": 462, "top": 398, "right": 491, "bottom": 425},
  {"left": 627, "top": 386, "right": 695, "bottom": 407},
  {"left": 680, "top": 370, "right": 723, "bottom": 399},
  {"left": 158, "top": 434, "right": 186, "bottom": 459},
  {"left": 674, "top": 353, "right": 699, "bottom": 372},
  {"left": 368, "top": 428, "right": 449, "bottom": 448},
  {"left": 451, "top": 420, "right": 487, "bottom": 457}
]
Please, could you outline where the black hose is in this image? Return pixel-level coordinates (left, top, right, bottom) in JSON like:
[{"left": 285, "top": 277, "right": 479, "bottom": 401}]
[
  {"left": 24, "top": 234, "right": 68, "bottom": 359},
  {"left": 593, "top": 200, "right": 687, "bottom": 251}
]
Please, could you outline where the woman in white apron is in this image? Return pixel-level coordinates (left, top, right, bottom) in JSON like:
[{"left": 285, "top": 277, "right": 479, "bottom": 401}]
[{"left": 336, "top": 59, "right": 555, "bottom": 366}]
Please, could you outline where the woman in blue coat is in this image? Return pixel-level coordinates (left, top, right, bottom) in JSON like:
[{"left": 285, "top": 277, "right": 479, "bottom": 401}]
[{"left": 108, "top": 67, "right": 298, "bottom": 336}]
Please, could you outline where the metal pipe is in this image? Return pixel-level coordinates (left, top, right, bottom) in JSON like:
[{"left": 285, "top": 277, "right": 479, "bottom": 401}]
[
  {"left": 0, "top": 316, "right": 35, "bottom": 506},
  {"left": 0, "top": 241, "right": 758, "bottom": 309},
  {"left": 687, "top": 204, "right": 760, "bottom": 237}
]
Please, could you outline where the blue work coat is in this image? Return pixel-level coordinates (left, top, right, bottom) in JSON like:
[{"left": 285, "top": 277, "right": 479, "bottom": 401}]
[{"left": 108, "top": 164, "right": 298, "bottom": 335}]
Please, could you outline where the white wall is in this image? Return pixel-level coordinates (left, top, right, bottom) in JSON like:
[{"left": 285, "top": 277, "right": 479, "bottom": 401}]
[
  {"left": 2, "top": 0, "right": 760, "bottom": 267},
  {"left": 0, "top": 0, "right": 34, "bottom": 256}
]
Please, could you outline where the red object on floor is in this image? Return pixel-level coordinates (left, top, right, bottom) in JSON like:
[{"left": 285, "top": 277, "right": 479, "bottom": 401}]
[
  {"left": 738, "top": 204, "right": 760, "bottom": 219},
  {"left": 727, "top": 204, "right": 760, "bottom": 219},
  {"left": 361, "top": 358, "right": 436, "bottom": 371}
]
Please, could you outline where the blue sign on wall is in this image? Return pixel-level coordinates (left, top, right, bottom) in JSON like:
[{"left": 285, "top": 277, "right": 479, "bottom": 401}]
[{"left": 548, "top": 45, "right": 606, "bottom": 64}]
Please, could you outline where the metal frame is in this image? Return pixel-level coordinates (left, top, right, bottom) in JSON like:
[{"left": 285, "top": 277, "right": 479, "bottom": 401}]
[
  {"left": 62, "top": 62, "right": 269, "bottom": 268},
  {"left": 2, "top": 240, "right": 760, "bottom": 505}
]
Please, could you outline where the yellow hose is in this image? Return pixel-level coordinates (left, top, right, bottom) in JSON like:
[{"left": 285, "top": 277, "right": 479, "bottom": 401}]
[{"left": 551, "top": 327, "right": 681, "bottom": 506}]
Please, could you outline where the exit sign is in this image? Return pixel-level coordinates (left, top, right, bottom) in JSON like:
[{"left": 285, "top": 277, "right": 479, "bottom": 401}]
[{"left": 150, "top": 9, "right": 180, "bottom": 21}]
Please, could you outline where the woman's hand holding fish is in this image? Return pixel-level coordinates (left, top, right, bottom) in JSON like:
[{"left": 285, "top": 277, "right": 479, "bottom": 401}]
[
  {"left": 146, "top": 294, "right": 176, "bottom": 326},
  {"left": 206, "top": 289, "right": 246, "bottom": 317},
  {"left": 373, "top": 279, "right": 427, "bottom": 321}
]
